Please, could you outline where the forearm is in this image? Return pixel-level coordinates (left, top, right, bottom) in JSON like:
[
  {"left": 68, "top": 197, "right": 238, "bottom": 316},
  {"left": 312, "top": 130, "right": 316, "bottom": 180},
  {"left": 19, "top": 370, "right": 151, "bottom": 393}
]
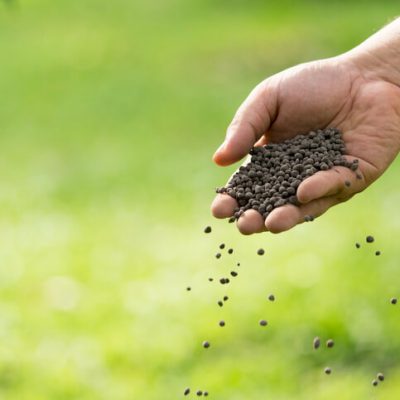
[{"left": 346, "top": 17, "right": 400, "bottom": 86}]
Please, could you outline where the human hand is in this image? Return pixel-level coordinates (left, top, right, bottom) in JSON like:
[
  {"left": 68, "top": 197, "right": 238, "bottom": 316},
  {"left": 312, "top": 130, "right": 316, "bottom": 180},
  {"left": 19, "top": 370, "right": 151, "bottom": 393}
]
[{"left": 211, "top": 44, "right": 400, "bottom": 234}]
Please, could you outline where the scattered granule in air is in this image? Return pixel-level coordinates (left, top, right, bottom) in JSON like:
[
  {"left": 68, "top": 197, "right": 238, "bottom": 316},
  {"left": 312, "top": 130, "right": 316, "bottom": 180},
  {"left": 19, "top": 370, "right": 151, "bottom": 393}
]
[
  {"left": 326, "top": 339, "right": 334, "bottom": 348},
  {"left": 223, "top": 296, "right": 229, "bottom": 302},
  {"left": 219, "top": 320, "right": 225, "bottom": 327},
  {"left": 196, "top": 390, "right": 203, "bottom": 396},
  {"left": 237, "top": 262, "right": 240, "bottom": 266},
  {"left": 390, "top": 297, "right": 397, "bottom": 305},
  {"left": 217, "top": 300, "right": 223, "bottom": 307},
  {"left": 184, "top": 388, "right": 190, "bottom": 396},
  {"left": 324, "top": 367, "right": 332, "bottom": 375},
  {"left": 204, "top": 226, "right": 212, "bottom": 234},
  {"left": 375, "top": 251, "right": 381, "bottom": 256},
  {"left": 228, "top": 248, "right": 234, "bottom": 254},
  {"left": 204, "top": 391, "right": 209, "bottom": 397},
  {"left": 372, "top": 379, "right": 378, "bottom": 387},
  {"left": 215, "top": 253, "right": 221, "bottom": 259},
  {"left": 313, "top": 337, "right": 321, "bottom": 350},
  {"left": 259, "top": 319, "right": 268, "bottom": 327},
  {"left": 355, "top": 242, "right": 360, "bottom": 249},
  {"left": 377, "top": 373, "right": 385, "bottom": 382},
  {"left": 268, "top": 294, "right": 275, "bottom": 302},
  {"left": 257, "top": 249, "right": 265, "bottom": 256},
  {"left": 366, "top": 235, "right": 375, "bottom": 243},
  {"left": 208, "top": 278, "right": 214, "bottom": 282},
  {"left": 202, "top": 341, "right": 210, "bottom": 349},
  {"left": 230, "top": 271, "right": 238, "bottom": 277},
  {"left": 186, "top": 287, "right": 191, "bottom": 291},
  {"left": 219, "top": 243, "right": 225, "bottom": 249}
]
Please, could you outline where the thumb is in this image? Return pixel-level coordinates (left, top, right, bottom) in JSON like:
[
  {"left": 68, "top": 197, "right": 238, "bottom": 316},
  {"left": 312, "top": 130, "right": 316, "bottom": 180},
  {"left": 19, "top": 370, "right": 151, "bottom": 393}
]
[{"left": 213, "top": 81, "right": 277, "bottom": 166}]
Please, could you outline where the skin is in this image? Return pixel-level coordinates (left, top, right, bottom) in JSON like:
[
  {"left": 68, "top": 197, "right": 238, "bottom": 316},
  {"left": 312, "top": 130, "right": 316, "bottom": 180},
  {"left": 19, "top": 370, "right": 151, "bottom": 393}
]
[{"left": 211, "top": 18, "right": 400, "bottom": 234}]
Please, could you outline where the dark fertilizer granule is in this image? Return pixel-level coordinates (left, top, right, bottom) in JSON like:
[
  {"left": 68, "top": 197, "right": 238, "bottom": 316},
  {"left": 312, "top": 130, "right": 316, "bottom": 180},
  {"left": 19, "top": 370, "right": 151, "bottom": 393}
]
[
  {"left": 257, "top": 249, "right": 265, "bottom": 256},
  {"left": 184, "top": 388, "right": 190, "bottom": 396},
  {"left": 216, "top": 128, "right": 357, "bottom": 221},
  {"left": 204, "top": 226, "right": 212, "bottom": 234},
  {"left": 219, "top": 278, "right": 230, "bottom": 285},
  {"left": 228, "top": 248, "right": 234, "bottom": 254},
  {"left": 259, "top": 319, "right": 268, "bottom": 327},
  {"left": 186, "top": 287, "right": 191, "bottom": 291},
  {"left": 219, "top": 320, "right": 225, "bottom": 327},
  {"left": 377, "top": 373, "right": 385, "bottom": 381},
  {"left": 366, "top": 235, "right": 375, "bottom": 243},
  {"left": 218, "top": 300, "right": 223, "bottom": 307},
  {"left": 230, "top": 271, "right": 238, "bottom": 277},
  {"left": 355, "top": 242, "right": 361, "bottom": 249},
  {"left": 208, "top": 278, "right": 214, "bottom": 282},
  {"left": 215, "top": 253, "right": 221, "bottom": 259},
  {"left": 204, "top": 392, "right": 209, "bottom": 397},
  {"left": 268, "top": 294, "right": 275, "bottom": 302},
  {"left": 196, "top": 390, "right": 203, "bottom": 396},
  {"left": 375, "top": 251, "right": 381, "bottom": 256},
  {"left": 237, "top": 262, "right": 240, "bottom": 266},
  {"left": 372, "top": 379, "right": 378, "bottom": 387},
  {"left": 313, "top": 337, "right": 321, "bottom": 350},
  {"left": 390, "top": 297, "right": 397, "bottom": 305},
  {"left": 304, "top": 215, "right": 314, "bottom": 222},
  {"left": 219, "top": 243, "right": 225, "bottom": 249},
  {"left": 324, "top": 367, "right": 332, "bottom": 375},
  {"left": 223, "top": 295, "right": 229, "bottom": 301},
  {"left": 202, "top": 341, "right": 210, "bottom": 349}
]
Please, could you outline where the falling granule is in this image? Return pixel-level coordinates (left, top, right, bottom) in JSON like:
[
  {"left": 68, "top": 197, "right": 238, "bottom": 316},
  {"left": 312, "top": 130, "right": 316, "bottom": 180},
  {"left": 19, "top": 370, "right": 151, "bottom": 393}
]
[
  {"left": 208, "top": 278, "right": 214, "bottom": 282},
  {"left": 228, "top": 248, "right": 234, "bottom": 254},
  {"left": 237, "top": 262, "right": 240, "bottom": 266},
  {"left": 230, "top": 271, "right": 238, "bottom": 277},
  {"left": 217, "top": 300, "right": 223, "bottom": 307},
  {"left": 219, "top": 320, "right": 225, "bottom": 327},
  {"left": 184, "top": 388, "right": 190, "bottom": 396},
  {"left": 223, "top": 296, "right": 229, "bottom": 302},
  {"left": 215, "top": 253, "right": 221, "bottom": 259},
  {"left": 375, "top": 251, "right": 381, "bottom": 256},
  {"left": 326, "top": 339, "right": 335, "bottom": 348},
  {"left": 372, "top": 379, "right": 378, "bottom": 387},
  {"left": 204, "top": 392, "right": 209, "bottom": 397},
  {"left": 257, "top": 249, "right": 265, "bottom": 256},
  {"left": 259, "top": 319, "right": 268, "bottom": 327},
  {"left": 186, "top": 287, "right": 191, "bottom": 291},
  {"left": 228, "top": 217, "right": 235, "bottom": 223},
  {"left": 390, "top": 298, "right": 397, "bottom": 305},
  {"left": 313, "top": 337, "right": 321, "bottom": 350},
  {"left": 196, "top": 390, "right": 203, "bottom": 396},
  {"left": 268, "top": 294, "right": 275, "bottom": 302},
  {"left": 219, "top": 243, "right": 225, "bottom": 249},
  {"left": 377, "top": 372, "right": 384, "bottom": 381},
  {"left": 366, "top": 235, "right": 375, "bottom": 243},
  {"left": 355, "top": 243, "right": 360, "bottom": 249},
  {"left": 204, "top": 226, "right": 212, "bottom": 234},
  {"left": 202, "top": 341, "right": 210, "bottom": 349},
  {"left": 324, "top": 367, "right": 332, "bottom": 375}
]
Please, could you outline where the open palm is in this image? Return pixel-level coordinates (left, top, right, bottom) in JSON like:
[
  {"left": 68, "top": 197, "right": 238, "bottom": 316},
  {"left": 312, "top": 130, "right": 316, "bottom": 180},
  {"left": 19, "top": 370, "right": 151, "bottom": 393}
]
[{"left": 212, "top": 56, "right": 400, "bottom": 234}]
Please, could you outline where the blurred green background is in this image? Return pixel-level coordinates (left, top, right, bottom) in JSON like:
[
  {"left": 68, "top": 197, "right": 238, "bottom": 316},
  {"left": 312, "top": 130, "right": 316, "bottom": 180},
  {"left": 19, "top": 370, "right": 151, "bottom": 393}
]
[{"left": 1, "top": 0, "right": 400, "bottom": 399}]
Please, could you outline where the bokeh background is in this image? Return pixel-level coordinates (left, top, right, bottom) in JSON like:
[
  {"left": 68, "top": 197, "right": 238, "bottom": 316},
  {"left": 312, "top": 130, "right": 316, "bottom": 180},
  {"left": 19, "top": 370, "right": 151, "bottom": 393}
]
[{"left": 1, "top": 0, "right": 400, "bottom": 399}]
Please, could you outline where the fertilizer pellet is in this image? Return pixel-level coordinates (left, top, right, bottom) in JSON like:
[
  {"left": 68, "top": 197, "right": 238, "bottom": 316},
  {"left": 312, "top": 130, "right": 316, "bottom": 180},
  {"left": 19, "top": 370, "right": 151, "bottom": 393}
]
[
  {"left": 230, "top": 271, "right": 238, "bottom": 277},
  {"left": 219, "top": 278, "right": 230, "bottom": 285},
  {"left": 326, "top": 339, "right": 334, "bottom": 348},
  {"left": 375, "top": 251, "right": 381, "bottom": 256},
  {"left": 215, "top": 253, "right": 221, "bottom": 259},
  {"left": 204, "top": 392, "right": 209, "bottom": 397},
  {"left": 204, "top": 226, "right": 212, "bottom": 234},
  {"left": 259, "top": 319, "right": 268, "bottom": 327},
  {"left": 228, "top": 217, "right": 235, "bottom": 223},
  {"left": 390, "top": 297, "right": 397, "bottom": 305},
  {"left": 219, "top": 243, "right": 225, "bottom": 249},
  {"left": 202, "top": 341, "right": 210, "bottom": 349},
  {"left": 186, "top": 287, "right": 191, "bottom": 291},
  {"left": 324, "top": 367, "right": 332, "bottom": 375},
  {"left": 223, "top": 296, "right": 229, "bottom": 301},
  {"left": 228, "top": 248, "right": 233, "bottom": 254},
  {"left": 377, "top": 373, "right": 385, "bottom": 381},
  {"left": 257, "top": 249, "right": 265, "bottom": 256},
  {"left": 208, "top": 278, "right": 213, "bottom": 282},
  {"left": 184, "top": 388, "right": 190, "bottom": 396},
  {"left": 372, "top": 379, "right": 378, "bottom": 387},
  {"left": 218, "top": 300, "right": 223, "bottom": 307},
  {"left": 355, "top": 243, "right": 360, "bottom": 249},
  {"left": 313, "top": 337, "right": 321, "bottom": 350},
  {"left": 196, "top": 390, "right": 203, "bottom": 396},
  {"left": 216, "top": 128, "right": 356, "bottom": 221},
  {"left": 268, "top": 294, "right": 275, "bottom": 302},
  {"left": 219, "top": 320, "right": 225, "bottom": 327},
  {"left": 237, "top": 262, "right": 240, "bottom": 266},
  {"left": 366, "top": 236, "right": 375, "bottom": 243}
]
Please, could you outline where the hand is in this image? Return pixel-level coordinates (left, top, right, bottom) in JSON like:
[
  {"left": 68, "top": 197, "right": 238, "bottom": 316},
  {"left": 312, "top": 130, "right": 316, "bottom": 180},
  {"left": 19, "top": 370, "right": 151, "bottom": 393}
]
[{"left": 211, "top": 54, "right": 400, "bottom": 234}]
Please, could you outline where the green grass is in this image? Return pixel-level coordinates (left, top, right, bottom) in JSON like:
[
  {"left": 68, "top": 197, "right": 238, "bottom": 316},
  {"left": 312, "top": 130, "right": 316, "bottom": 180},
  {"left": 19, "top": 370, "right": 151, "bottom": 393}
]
[{"left": 0, "top": 0, "right": 400, "bottom": 398}]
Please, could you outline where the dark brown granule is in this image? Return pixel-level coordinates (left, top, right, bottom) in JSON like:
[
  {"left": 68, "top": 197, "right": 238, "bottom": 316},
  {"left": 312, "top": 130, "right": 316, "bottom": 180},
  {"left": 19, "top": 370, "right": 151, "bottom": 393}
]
[
  {"left": 375, "top": 251, "right": 381, "bottom": 256},
  {"left": 268, "top": 294, "right": 275, "bottom": 302},
  {"left": 223, "top": 295, "right": 229, "bottom": 301},
  {"left": 196, "top": 390, "right": 203, "bottom": 396},
  {"left": 228, "top": 248, "right": 233, "bottom": 254},
  {"left": 390, "top": 297, "right": 397, "bottom": 305},
  {"left": 216, "top": 128, "right": 356, "bottom": 221},
  {"left": 324, "top": 367, "right": 332, "bottom": 375},
  {"left": 215, "top": 253, "right": 221, "bottom": 259},
  {"left": 230, "top": 271, "right": 238, "bottom": 277},
  {"left": 257, "top": 249, "right": 265, "bottom": 256},
  {"left": 304, "top": 215, "right": 314, "bottom": 222},
  {"left": 204, "top": 392, "right": 209, "bottom": 397},
  {"left": 186, "top": 287, "right": 191, "bottom": 291},
  {"left": 184, "top": 388, "right": 190, "bottom": 396},
  {"left": 219, "top": 243, "right": 225, "bottom": 249},
  {"left": 219, "top": 320, "right": 225, "bottom": 327},
  {"left": 355, "top": 242, "right": 360, "bottom": 249},
  {"left": 259, "top": 319, "right": 268, "bottom": 327},
  {"left": 208, "top": 278, "right": 213, "bottom": 282},
  {"left": 313, "top": 337, "right": 321, "bottom": 350},
  {"left": 228, "top": 217, "right": 235, "bottom": 223},
  {"left": 366, "top": 235, "right": 374, "bottom": 243},
  {"left": 218, "top": 300, "right": 223, "bottom": 307},
  {"left": 377, "top": 373, "right": 384, "bottom": 381},
  {"left": 202, "top": 341, "right": 210, "bottom": 349},
  {"left": 372, "top": 379, "right": 378, "bottom": 387},
  {"left": 237, "top": 262, "right": 240, "bottom": 266},
  {"left": 204, "top": 226, "right": 212, "bottom": 234},
  {"left": 326, "top": 339, "right": 334, "bottom": 348}
]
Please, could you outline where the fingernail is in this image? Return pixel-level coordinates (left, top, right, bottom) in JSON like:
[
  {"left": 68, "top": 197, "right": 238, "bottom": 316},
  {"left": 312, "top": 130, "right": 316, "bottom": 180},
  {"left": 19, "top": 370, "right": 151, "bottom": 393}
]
[{"left": 214, "top": 142, "right": 226, "bottom": 158}]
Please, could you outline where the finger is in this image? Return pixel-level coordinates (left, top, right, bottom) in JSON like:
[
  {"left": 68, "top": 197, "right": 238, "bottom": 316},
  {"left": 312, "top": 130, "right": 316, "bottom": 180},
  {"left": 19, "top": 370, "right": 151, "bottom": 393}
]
[
  {"left": 213, "top": 81, "right": 277, "bottom": 166},
  {"left": 236, "top": 209, "right": 266, "bottom": 235},
  {"left": 265, "top": 196, "right": 339, "bottom": 234},
  {"left": 296, "top": 163, "right": 364, "bottom": 204},
  {"left": 211, "top": 194, "right": 237, "bottom": 219}
]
